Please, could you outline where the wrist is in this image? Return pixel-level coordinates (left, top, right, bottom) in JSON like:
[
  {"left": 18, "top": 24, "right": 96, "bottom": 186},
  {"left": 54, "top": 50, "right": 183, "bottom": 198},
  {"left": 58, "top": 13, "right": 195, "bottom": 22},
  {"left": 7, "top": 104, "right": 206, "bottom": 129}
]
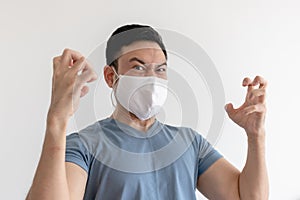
[
  {"left": 246, "top": 130, "right": 266, "bottom": 152},
  {"left": 246, "top": 127, "right": 266, "bottom": 139},
  {"left": 46, "top": 110, "right": 69, "bottom": 131}
]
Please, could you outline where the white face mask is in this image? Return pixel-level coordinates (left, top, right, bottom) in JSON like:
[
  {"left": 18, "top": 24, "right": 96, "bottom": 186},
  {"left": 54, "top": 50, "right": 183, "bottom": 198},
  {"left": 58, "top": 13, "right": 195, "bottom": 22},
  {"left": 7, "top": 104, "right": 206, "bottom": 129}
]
[{"left": 113, "top": 72, "right": 168, "bottom": 120}]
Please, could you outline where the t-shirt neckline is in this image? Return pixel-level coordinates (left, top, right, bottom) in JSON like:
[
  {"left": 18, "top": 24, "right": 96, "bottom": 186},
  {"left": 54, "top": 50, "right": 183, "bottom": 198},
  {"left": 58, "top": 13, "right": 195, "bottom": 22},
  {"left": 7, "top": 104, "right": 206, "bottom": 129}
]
[{"left": 103, "top": 117, "right": 163, "bottom": 138}]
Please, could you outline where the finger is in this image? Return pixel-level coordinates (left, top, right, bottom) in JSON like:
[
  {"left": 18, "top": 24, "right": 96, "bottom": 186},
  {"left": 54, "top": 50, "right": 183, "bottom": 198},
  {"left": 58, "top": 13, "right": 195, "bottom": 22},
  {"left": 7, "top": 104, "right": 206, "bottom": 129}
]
[
  {"left": 74, "top": 71, "right": 96, "bottom": 98},
  {"left": 52, "top": 56, "right": 61, "bottom": 65},
  {"left": 79, "top": 69, "right": 98, "bottom": 84},
  {"left": 252, "top": 75, "right": 267, "bottom": 89},
  {"left": 80, "top": 85, "right": 89, "bottom": 97},
  {"left": 242, "top": 77, "right": 254, "bottom": 93},
  {"left": 72, "top": 61, "right": 97, "bottom": 100},
  {"left": 52, "top": 56, "right": 63, "bottom": 73},
  {"left": 243, "top": 104, "right": 266, "bottom": 115},
  {"left": 69, "top": 57, "right": 87, "bottom": 75},
  {"left": 242, "top": 77, "right": 252, "bottom": 87},
  {"left": 76, "top": 62, "right": 98, "bottom": 84},
  {"left": 248, "top": 88, "right": 266, "bottom": 101},
  {"left": 61, "top": 48, "right": 83, "bottom": 66},
  {"left": 87, "top": 72, "right": 98, "bottom": 83},
  {"left": 77, "top": 59, "right": 94, "bottom": 76},
  {"left": 225, "top": 103, "right": 236, "bottom": 119}
]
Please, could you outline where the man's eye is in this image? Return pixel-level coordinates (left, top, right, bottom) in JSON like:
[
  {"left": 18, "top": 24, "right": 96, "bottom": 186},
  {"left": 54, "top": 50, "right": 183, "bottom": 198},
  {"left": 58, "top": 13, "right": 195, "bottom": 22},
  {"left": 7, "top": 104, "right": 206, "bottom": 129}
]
[
  {"left": 156, "top": 67, "right": 167, "bottom": 72},
  {"left": 134, "top": 65, "right": 145, "bottom": 71}
]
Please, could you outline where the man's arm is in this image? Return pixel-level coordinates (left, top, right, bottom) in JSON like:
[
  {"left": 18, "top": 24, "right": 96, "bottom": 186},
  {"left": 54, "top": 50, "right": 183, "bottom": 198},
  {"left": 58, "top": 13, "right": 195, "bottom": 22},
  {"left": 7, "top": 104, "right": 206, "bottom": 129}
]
[
  {"left": 66, "top": 162, "right": 88, "bottom": 200},
  {"left": 197, "top": 158, "right": 240, "bottom": 199},
  {"left": 26, "top": 117, "right": 88, "bottom": 200},
  {"left": 197, "top": 135, "right": 268, "bottom": 199},
  {"left": 26, "top": 49, "right": 97, "bottom": 200},
  {"left": 239, "top": 131, "right": 268, "bottom": 199},
  {"left": 197, "top": 76, "right": 269, "bottom": 199}
]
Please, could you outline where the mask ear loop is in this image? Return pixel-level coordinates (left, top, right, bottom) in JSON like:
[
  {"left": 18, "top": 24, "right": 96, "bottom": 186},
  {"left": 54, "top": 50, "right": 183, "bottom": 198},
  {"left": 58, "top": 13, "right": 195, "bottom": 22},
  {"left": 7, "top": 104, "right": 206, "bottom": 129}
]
[
  {"left": 110, "top": 66, "right": 119, "bottom": 108},
  {"left": 110, "top": 90, "right": 117, "bottom": 108}
]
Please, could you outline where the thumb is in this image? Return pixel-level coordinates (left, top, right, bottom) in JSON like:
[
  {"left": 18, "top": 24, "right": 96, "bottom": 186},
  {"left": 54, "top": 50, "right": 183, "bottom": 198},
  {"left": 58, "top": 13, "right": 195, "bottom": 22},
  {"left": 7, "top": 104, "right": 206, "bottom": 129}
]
[{"left": 225, "top": 103, "right": 235, "bottom": 118}]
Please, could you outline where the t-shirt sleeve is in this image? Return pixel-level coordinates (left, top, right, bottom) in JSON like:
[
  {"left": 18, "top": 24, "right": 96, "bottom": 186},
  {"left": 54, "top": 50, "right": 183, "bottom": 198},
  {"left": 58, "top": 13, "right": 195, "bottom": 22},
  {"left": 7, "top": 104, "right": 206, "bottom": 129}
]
[
  {"left": 195, "top": 131, "right": 223, "bottom": 177},
  {"left": 65, "top": 133, "right": 90, "bottom": 173}
]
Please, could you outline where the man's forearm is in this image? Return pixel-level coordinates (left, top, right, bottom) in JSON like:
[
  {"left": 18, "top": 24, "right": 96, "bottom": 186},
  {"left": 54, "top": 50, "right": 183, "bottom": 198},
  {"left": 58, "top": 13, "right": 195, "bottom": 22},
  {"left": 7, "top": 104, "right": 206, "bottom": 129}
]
[
  {"left": 239, "top": 130, "right": 269, "bottom": 199},
  {"left": 26, "top": 115, "right": 70, "bottom": 200}
]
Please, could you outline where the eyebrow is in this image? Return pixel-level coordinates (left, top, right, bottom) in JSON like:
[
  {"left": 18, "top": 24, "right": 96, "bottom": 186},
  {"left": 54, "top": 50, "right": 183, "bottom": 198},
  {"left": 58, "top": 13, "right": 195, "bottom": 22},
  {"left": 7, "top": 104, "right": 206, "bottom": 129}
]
[
  {"left": 128, "top": 57, "right": 167, "bottom": 66},
  {"left": 129, "top": 57, "right": 146, "bottom": 64}
]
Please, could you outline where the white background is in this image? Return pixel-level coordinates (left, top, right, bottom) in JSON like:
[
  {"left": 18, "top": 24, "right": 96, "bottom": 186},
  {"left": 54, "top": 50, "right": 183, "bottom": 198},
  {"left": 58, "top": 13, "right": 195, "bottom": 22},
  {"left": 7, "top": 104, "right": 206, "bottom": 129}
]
[{"left": 1, "top": 0, "right": 300, "bottom": 199}]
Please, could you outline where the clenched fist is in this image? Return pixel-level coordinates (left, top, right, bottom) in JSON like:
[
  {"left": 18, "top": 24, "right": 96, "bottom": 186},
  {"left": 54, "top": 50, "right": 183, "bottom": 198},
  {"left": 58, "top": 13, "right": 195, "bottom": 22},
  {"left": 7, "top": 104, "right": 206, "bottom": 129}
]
[{"left": 47, "top": 49, "right": 98, "bottom": 122}]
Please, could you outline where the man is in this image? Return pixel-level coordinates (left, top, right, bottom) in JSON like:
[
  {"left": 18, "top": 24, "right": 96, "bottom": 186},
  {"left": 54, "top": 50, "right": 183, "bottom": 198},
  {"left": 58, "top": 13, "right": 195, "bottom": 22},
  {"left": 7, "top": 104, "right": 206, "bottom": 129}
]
[{"left": 26, "top": 24, "right": 269, "bottom": 199}]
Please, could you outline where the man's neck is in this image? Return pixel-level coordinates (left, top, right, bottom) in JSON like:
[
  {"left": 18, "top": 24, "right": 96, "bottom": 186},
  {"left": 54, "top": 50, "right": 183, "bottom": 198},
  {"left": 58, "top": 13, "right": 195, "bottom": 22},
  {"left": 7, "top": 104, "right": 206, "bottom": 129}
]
[{"left": 110, "top": 104, "right": 156, "bottom": 133}]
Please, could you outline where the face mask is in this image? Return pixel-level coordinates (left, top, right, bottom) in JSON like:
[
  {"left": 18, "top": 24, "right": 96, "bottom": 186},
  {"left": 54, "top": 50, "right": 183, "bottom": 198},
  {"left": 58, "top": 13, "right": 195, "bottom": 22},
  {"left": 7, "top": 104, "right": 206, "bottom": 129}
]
[{"left": 112, "top": 69, "right": 168, "bottom": 120}]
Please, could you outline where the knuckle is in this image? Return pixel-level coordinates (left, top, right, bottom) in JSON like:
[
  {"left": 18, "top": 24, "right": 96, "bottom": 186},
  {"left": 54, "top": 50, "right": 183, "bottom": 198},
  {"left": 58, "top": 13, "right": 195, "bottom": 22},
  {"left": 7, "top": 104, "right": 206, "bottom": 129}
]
[
  {"left": 74, "top": 57, "right": 85, "bottom": 67},
  {"left": 63, "top": 48, "right": 71, "bottom": 55},
  {"left": 255, "top": 75, "right": 262, "bottom": 80},
  {"left": 52, "top": 57, "right": 61, "bottom": 68},
  {"left": 52, "top": 56, "right": 60, "bottom": 63},
  {"left": 245, "top": 77, "right": 251, "bottom": 82},
  {"left": 243, "top": 77, "right": 249, "bottom": 82},
  {"left": 255, "top": 75, "right": 264, "bottom": 83}
]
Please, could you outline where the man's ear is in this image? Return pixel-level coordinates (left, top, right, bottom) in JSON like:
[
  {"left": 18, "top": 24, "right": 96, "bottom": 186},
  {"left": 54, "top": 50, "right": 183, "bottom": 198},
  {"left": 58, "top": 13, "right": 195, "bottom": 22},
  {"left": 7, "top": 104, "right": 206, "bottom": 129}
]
[{"left": 104, "top": 65, "right": 115, "bottom": 88}]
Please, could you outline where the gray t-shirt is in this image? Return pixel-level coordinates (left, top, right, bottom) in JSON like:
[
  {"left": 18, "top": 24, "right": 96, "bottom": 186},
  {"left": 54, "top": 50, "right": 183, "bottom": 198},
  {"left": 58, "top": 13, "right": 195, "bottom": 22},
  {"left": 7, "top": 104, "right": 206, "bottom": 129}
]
[{"left": 66, "top": 118, "right": 222, "bottom": 200}]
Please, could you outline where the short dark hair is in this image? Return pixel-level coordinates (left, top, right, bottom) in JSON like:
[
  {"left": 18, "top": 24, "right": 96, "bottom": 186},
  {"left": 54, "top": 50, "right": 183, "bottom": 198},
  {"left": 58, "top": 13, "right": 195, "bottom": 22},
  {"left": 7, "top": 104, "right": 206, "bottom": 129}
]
[{"left": 105, "top": 24, "right": 167, "bottom": 72}]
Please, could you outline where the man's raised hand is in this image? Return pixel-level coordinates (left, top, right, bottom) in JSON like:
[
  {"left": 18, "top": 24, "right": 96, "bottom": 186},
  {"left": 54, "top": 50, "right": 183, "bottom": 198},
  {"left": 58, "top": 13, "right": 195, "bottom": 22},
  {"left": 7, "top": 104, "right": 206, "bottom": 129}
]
[
  {"left": 48, "top": 48, "right": 98, "bottom": 122},
  {"left": 225, "top": 75, "right": 267, "bottom": 138}
]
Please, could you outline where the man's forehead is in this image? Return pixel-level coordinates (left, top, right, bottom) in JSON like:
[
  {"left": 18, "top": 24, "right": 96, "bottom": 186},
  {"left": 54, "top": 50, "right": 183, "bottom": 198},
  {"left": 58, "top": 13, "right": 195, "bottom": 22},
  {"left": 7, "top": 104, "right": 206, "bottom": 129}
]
[{"left": 117, "top": 41, "right": 166, "bottom": 62}]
